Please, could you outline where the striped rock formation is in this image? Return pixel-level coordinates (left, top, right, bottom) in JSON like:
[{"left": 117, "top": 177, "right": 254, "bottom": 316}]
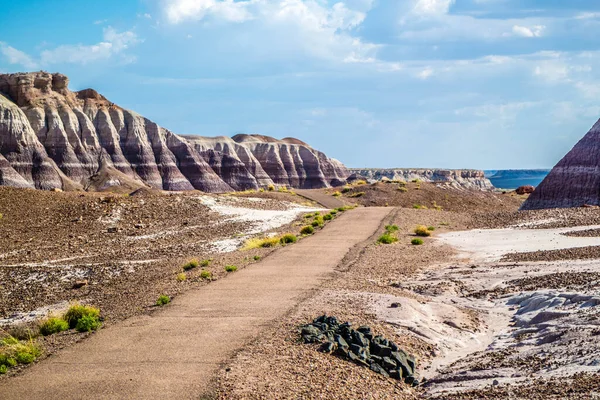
[{"left": 0, "top": 72, "right": 349, "bottom": 192}]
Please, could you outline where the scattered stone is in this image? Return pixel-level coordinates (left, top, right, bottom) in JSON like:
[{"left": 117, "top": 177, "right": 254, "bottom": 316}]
[
  {"left": 72, "top": 280, "right": 88, "bottom": 289},
  {"left": 299, "top": 315, "right": 419, "bottom": 385}
]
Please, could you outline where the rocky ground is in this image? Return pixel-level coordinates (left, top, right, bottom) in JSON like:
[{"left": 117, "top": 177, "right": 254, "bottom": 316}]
[
  {"left": 4, "top": 184, "right": 600, "bottom": 398},
  {"left": 0, "top": 187, "right": 324, "bottom": 375},
  {"left": 214, "top": 197, "right": 600, "bottom": 399}
]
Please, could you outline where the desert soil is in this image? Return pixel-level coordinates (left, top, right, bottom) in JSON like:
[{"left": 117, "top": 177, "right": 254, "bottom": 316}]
[
  {"left": 0, "top": 206, "right": 392, "bottom": 399},
  {"left": 3, "top": 183, "right": 600, "bottom": 399}
]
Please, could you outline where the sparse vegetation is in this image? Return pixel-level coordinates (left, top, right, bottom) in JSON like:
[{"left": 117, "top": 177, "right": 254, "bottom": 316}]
[
  {"left": 330, "top": 210, "right": 338, "bottom": 215},
  {"left": 278, "top": 186, "right": 289, "bottom": 193},
  {"left": 411, "top": 238, "right": 424, "bottom": 245},
  {"left": 177, "top": 272, "right": 187, "bottom": 282},
  {"left": 411, "top": 179, "right": 420, "bottom": 183},
  {"left": 243, "top": 236, "right": 280, "bottom": 250},
  {"left": 354, "top": 180, "right": 367, "bottom": 185},
  {"left": 377, "top": 233, "right": 398, "bottom": 244},
  {"left": 200, "top": 259, "right": 211, "bottom": 267},
  {"left": 156, "top": 295, "right": 171, "bottom": 306},
  {"left": 413, "top": 204, "right": 427, "bottom": 209},
  {"left": 253, "top": 255, "right": 261, "bottom": 261},
  {"left": 75, "top": 315, "right": 102, "bottom": 332},
  {"left": 341, "top": 186, "right": 352, "bottom": 194},
  {"left": 200, "top": 270, "right": 212, "bottom": 280},
  {"left": 385, "top": 225, "right": 399, "bottom": 232},
  {"left": 280, "top": 234, "right": 298, "bottom": 244},
  {"left": 414, "top": 225, "right": 432, "bottom": 237},
  {"left": 267, "top": 184, "right": 275, "bottom": 191},
  {"left": 0, "top": 337, "right": 41, "bottom": 372},
  {"left": 300, "top": 225, "right": 315, "bottom": 235},
  {"left": 398, "top": 187, "right": 408, "bottom": 192},
  {"left": 225, "top": 265, "right": 238, "bottom": 272},
  {"left": 323, "top": 213, "right": 333, "bottom": 221},
  {"left": 332, "top": 191, "right": 342, "bottom": 197},
  {"left": 39, "top": 317, "right": 68, "bottom": 336},
  {"left": 183, "top": 259, "right": 200, "bottom": 271},
  {"left": 427, "top": 226, "right": 436, "bottom": 231},
  {"left": 64, "top": 304, "right": 101, "bottom": 330},
  {"left": 348, "top": 192, "right": 365, "bottom": 198}
]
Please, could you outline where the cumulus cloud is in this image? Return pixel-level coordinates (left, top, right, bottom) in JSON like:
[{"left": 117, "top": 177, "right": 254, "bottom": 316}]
[
  {"left": 165, "top": 0, "right": 255, "bottom": 23},
  {"left": 512, "top": 24, "right": 545, "bottom": 37},
  {"left": 0, "top": 27, "right": 140, "bottom": 68},
  {"left": 412, "top": 0, "right": 455, "bottom": 16},
  {"left": 0, "top": 43, "right": 38, "bottom": 69},
  {"left": 162, "top": 0, "right": 378, "bottom": 64}
]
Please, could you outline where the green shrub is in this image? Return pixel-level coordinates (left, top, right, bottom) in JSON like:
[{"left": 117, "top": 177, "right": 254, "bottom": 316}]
[
  {"left": 398, "top": 187, "right": 408, "bottom": 193},
  {"left": 377, "top": 233, "right": 398, "bottom": 244},
  {"left": 39, "top": 317, "right": 69, "bottom": 336},
  {"left": 427, "top": 226, "right": 436, "bottom": 231},
  {"left": 300, "top": 225, "right": 315, "bottom": 235},
  {"left": 348, "top": 192, "right": 365, "bottom": 198},
  {"left": 280, "top": 234, "right": 298, "bottom": 244},
  {"left": 183, "top": 259, "right": 199, "bottom": 271},
  {"left": 64, "top": 304, "right": 100, "bottom": 329},
  {"left": 332, "top": 191, "right": 341, "bottom": 197},
  {"left": 411, "top": 179, "right": 420, "bottom": 183},
  {"left": 312, "top": 215, "right": 324, "bottom": 227},
  {"left": 414, "top": 225, "right": 431, "bottom": 237},
  {"left": 385, "top": 225, "right": 399, "bottom": 232},
  {"left": 225, "top": 265, "right": 238, "bottom": 272},
  {"left": 200, "top": 270, "right": 212, "bottom": 279},
  {"left": 2, "top": 336, "right": 18, "bottom": 346},
  {"left": 330, "top": 210, "right": 338, "bottom": 215},
  {"left": 304, "top": 213, "right": 313, "bottom": 219},
  {"left": 75, "top": 315, "right": 101, "bottom": 332},
  {"left": 177, "top": 273, "right": 187, "bottom": 282},
  {"left": 156, "top": 295, "right": 170, "bottom": 306},
  {"left": 243, "top": 236, "right": 280, "bottom": 250},
  {"left": 314, "top": 212, "right": 321, "bottom": 216},
  {"left": 253, "top": 255, "right": 261, "bottom": 261},
  {"left": 200, "top": 259, "right": 211, "bottom": 267},
  {"left": 323, "top": 213, "right": 333, "bottom": 221},
  {"left": 341, "top": 186, "right": 352, "bottom": 194},
  {"left": 411, "top": 238, "right": 424, "bottom": 245},
  {"left": 0, "top": 364, "right": 6, "bottom": 374},
  {"left": 0, "top": 340, "right": 41, "bottom": 367},
  {"left": 267, "top": 184, "right": 275, "bottom": 191}
]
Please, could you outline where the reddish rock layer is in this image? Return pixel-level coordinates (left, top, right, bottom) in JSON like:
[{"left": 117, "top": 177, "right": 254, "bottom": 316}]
[
  {"left": 522, "top": 119, "right": 600, "bottom": 210},
  {"left": 0, "top": 72, "right": 349, "bottom": 192}
]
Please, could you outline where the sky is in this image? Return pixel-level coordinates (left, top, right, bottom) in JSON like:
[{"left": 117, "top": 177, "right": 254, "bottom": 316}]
[{"left": 1, "top": 0, "right": 600, "bottom": 169}]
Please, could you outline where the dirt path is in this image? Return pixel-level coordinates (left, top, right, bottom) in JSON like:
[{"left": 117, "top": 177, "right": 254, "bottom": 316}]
[
  {"left": 0, "top": 207, "right": 392, "bottom": 400},
  {"left": 295, "top": 189, "right": 346, "bottom": 209}
]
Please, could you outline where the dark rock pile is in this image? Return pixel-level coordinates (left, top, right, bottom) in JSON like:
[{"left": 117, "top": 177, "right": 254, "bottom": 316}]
[{"left": 300, "top": 315, "right": 419, "bottom": 386}]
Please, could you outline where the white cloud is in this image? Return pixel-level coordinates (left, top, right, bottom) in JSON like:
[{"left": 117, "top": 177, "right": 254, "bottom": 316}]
[
  {"left": 162, "top": 0, "right": 379, "bottom": 64},
  {"left": 0, "top": 27, "right": 139, "bottom": 68},
  {"left": 165, "top": 0, "right": 255, "bottom": 23},
  {"left": 412, "top": 0, "right": 455, "bottom": 16},
  {"left": 512, "top": 24, "right": 545, "bottom": 37},
  {"left": 40, "top": 27, "right": 139, "bottom": 65},
  {"left": 0, "top": 43, "right": 38, "bottom": 69},
  {"left": 417, "top": 67, "right": 434, "bottom": 79}
]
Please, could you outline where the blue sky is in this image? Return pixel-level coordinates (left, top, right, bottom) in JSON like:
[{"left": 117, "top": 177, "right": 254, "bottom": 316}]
[{"left": 2, "top": 0, "right": 600, "bottom": 169}]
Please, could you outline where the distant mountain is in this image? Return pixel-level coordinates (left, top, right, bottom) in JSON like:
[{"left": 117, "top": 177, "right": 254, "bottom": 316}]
[
  {"left": 348, "top": 168, "right": 493, "bottom": 190},
  {"left": 0, "top": 72, "right": 349, "bottom": 192},
  {"left": 484, "top": 169, "right": 550, "bottom": 190}
]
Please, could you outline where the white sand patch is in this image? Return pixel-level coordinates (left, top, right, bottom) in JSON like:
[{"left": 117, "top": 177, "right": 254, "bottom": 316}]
[
  {"left": 0, "top": 301, "right": 70, "bottom": 326},
  {"left": 437, "top": 225, "right": 600, "bottom": 262}
]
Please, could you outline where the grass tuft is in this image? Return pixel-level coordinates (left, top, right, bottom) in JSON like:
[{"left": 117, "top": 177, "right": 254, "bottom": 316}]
[
  {"left": 279, "top": 234, "right": 298, "bottom": 244},
  {"left": 253, "top": 255, "right": 261, "bottom": 261},
  {"left": 385, "top": 225, "right": 399, "bottom": 232},
  {"left": 200, "top": 270, "right": 212, "bottom": 280},
  {"left": 332, "top": 191, "right": 341, "bottom": 197},
  {"left": 183, "top": 259, "right": 200, "bottom": 271},
  {"left": 427, "top": 226, "right": 436, "bottom": 231},
  {"left": 300, "top": 225, "right": 315, "bottom": 235},
  {"left": 64, "top": 304, "right": 100, "bottom": 330},
  {"left": 224, "top": 265, "right": 238, "bottom": 272},
  {"left": 377, "top": 233, "right": 398, "bottom": 244},
  {"left": 75, "top": 315, "right": 101, "bottom": 332},
  {"left": 177, "top": 272, "right": 187, "bottom": 282},
  {"left": 414, "top": 225, "right": 431, "bottom": 237},
  {"left": 411, "top": 238, "right": 424, "bottom": 245},
  {"left": 39, "top": 317, "right": 69, "bottom": 336},
  {"left": 156, "top": 295, "right": 170, "bottom": 306}
]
